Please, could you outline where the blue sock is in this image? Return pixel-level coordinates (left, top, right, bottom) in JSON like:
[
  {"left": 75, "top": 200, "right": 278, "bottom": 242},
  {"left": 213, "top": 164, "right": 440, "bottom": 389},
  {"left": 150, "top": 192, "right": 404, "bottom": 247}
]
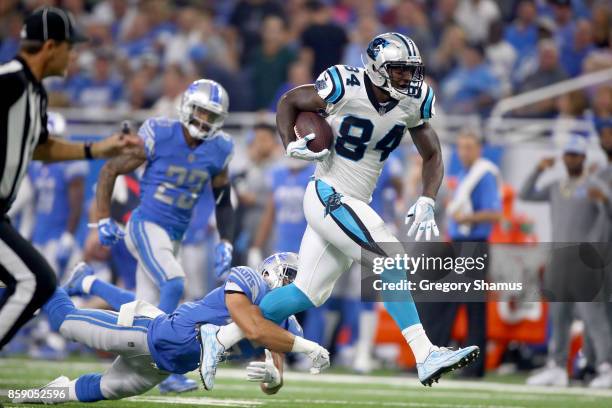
[
  {"left": 75, "top": 373, "right": 105, "bottom": 402},
  {"left": 90, "top": 279, "right": 135, "bottom": 311},
  {"left": 42, "top": 288, "right": 76, "bottom": 332},
  {"left": 303, "top": 305, "right": 327, "bottom": 343},
  {"left": 382, "top": 267, "right": 420, "bottom": 331},
  {"left": 259, "top": 283, "right": 315, "bottom": 324},
  {"left": 341, "top": 298, "right": 360, "bottom": 344},
  {"left": 157, "top": 277, "right": 184, "bottom": 314}
]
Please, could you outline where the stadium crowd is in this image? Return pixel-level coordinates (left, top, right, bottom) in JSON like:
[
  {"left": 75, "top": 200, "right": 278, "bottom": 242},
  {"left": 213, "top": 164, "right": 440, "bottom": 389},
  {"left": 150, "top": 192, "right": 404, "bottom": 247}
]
[{"left": 1, "top": 0, "right": 612, "bottom": 388}]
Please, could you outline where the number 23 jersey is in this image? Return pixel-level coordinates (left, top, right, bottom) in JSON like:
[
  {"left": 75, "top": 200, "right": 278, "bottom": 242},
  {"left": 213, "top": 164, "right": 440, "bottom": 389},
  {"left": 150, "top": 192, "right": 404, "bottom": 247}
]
[
  {"left": 136, "top": 117, "right": 233, "bottom": 240},
  {"left": 314, "top": 65, "right": 435, "bottom": 202}
]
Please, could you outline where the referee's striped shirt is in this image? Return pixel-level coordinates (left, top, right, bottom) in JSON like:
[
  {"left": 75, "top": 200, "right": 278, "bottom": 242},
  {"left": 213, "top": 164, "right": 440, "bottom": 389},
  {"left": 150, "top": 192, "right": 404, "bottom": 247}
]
[{"left": 0, "top": 56, "right": 49, "bottom": 214}]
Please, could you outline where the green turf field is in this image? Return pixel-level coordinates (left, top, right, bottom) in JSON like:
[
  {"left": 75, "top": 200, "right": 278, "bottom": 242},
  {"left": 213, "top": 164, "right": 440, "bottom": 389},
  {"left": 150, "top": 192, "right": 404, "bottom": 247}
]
[{"left": 1, "top": 358, "right": 611, "bottom": 408}]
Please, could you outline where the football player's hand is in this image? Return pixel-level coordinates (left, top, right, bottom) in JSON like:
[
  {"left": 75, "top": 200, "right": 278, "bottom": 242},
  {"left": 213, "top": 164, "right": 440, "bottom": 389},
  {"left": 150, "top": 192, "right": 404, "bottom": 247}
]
[
  {"left": 405, "top": 196, "right": 439, "bottom": 241},
  {"left": 56, "top": 232, "right": 76, "bottom": 271},
  {"left": 286, "top": 133, "right": 330, "bottom": 162},
  {"left": 97, "top": 218, "right": 125, "bottom": 247},
  {"left": 246, "top": 349, "right": 281, "bottom": 388},
  {"left": 306, "top": 344, "right": 330, "bottom": 374},
  {"left": 214, "top": 241, "right": 233, "bottom": 278},
  {"left": 92, "top": 131, "right": 143, "bottom": 159}
]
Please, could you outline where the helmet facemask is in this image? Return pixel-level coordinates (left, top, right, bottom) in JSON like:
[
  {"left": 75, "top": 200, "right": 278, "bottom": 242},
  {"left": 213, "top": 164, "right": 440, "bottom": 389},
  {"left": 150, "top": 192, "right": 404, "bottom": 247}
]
[
  {"left": 187, "top": 104, "right": 226, "bottom": 140},
  {"left": 379, "top": 61, "right": 424, "bottom": 100},
  {"left": 257, "top": 252, "right": 299, "bottom": 289}
]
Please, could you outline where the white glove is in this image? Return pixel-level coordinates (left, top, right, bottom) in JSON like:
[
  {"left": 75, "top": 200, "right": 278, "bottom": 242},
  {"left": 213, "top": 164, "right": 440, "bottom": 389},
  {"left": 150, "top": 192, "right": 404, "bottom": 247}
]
[
  {"left": 286, "top": 133, "right": 330, "bottom": 162},
  {"left": 306, "top": 344, "right": 330, "bottom": 374},
  {"left": 246, "top": 349, "right": 281, "bottom": 388},
  {"left": 405, "top": 196, "right": 439, "bottom": 241}
]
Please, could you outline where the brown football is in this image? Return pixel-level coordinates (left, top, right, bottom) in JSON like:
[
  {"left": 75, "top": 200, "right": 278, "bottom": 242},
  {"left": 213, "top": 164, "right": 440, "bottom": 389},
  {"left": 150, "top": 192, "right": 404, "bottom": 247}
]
[{"left": 294, "top": 111, "right": 333, "bottom": 153}]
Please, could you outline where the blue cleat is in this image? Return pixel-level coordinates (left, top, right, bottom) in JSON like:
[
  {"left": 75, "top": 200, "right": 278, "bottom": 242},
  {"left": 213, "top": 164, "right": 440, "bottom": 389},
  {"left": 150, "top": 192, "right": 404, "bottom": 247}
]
[
  {"left": 197, "top": 324, "right": 225, "bottom": 391},
  {"left": 158, "top": 374, "right": 198, "bottom": 394},
  {"left": 417, "top": 345, "right": 480, "bottom": 386},
  {"left": 63, "top": 262, "right": 94, "bottom": 297}
]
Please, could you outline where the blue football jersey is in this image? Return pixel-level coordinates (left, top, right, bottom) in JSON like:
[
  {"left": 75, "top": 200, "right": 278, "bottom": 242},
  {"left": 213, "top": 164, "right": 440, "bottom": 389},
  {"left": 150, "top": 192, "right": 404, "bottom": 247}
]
[
  {"left": 182, "top": 181, "right": 215, "bottom": 245},
  {"left": 135, "top": 117, "right": 233, "bottom": 241},
  {"left": 147, "top": 266, "right": 301, "bottom": 374},
  {"left": 30, "top": 161, "right": 88, "bottom": 245},
  {"left": 269, "top": 164, "right": 314, "bottom": 253}
]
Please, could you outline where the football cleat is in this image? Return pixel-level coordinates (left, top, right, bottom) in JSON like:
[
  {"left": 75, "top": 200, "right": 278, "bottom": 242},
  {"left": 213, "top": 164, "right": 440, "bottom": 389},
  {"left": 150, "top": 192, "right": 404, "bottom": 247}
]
[
  {"left": 158, "top": 373, "right": 198, "bottom": 394},
  {"left": 197, "top": 324, "right": 226, "bottom": 391},
  {"left": 526, "top": 361, "right": 568, "bottom": 387},
  {"left": 12, "top": 375, "right": 71, "bottom": 404},
  {"left": 417, "top": 345, "right": 480, "bottom": 386},
  {"left": 63, "top": 262, "right": 94, "bottom": 297}
]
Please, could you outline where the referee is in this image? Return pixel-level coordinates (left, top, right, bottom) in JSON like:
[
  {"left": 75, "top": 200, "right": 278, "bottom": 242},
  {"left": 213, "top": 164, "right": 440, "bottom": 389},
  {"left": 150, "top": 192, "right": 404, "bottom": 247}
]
[{"left": 0, "top": 7, "right": 141, "bottom": 350}]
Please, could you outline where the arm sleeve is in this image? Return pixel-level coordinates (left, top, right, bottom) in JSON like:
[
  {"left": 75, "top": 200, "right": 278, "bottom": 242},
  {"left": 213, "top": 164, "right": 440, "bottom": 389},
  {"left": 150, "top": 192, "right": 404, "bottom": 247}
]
[
  {"left": 519, "top": 169, "right": 552, "bottom": 202},
  {"left": 137, "top": 118, "right": 156, "bottom": 161},
  {"left": 315, "top": 66, "right": 346, "bottom": 106},
  {"left": 224, "top": 267, "right": 261, "bottom": 303}
]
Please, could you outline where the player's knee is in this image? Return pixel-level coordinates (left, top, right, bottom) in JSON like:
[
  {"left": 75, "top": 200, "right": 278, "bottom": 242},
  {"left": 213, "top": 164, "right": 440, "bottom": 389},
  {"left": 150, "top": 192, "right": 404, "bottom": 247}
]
[{"left": 44, "top": 288, "right": 76, "bottom": 332}]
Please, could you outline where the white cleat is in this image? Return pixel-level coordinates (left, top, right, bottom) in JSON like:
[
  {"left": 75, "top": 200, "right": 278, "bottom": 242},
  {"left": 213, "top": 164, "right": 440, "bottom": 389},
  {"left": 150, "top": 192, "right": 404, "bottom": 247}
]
[
  {"left": 526, "top": 361, "right": 568, "bottom": 387},
  {"left": 197, "top": 324, "right": 225, "bottom": 391},
  {"left": 12, "top": 375, "right": 71, "bottom": 404},
  {"left": 417, "top": 345, "right": 480, "bottom": 386},
  {"left": 589, "top": 362, "right": 612, "bottom": 389}
]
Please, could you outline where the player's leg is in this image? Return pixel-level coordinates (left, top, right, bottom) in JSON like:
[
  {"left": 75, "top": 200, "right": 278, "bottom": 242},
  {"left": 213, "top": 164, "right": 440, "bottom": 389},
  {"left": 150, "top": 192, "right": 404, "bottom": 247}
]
[
  {"left": 125, "top": 217, "right": 184, "bottom": 313},
  {"left": 180, "top": 242, "right": 208, "bottom": 300},
  {"left": 64, "top": 262, "right": 135, "bottom": 311}
]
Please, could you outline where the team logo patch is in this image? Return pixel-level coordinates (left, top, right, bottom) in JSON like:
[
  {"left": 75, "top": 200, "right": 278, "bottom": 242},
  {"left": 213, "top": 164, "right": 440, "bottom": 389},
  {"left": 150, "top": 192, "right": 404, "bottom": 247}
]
[
  {"left": 367, "top": 37, "right": 390, "bottom": 60},
  {"left": 315, "top": 78, "right": 328, "bottom": 91},
  {"left": 324, "top": 192, "right": 343, "bottom": 217}
]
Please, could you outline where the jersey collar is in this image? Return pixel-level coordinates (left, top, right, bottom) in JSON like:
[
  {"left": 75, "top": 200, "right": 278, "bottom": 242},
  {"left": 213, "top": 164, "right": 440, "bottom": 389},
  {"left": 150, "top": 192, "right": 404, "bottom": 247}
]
[{"left": 364, "top": 74, "right": 398, "bottom": 115}]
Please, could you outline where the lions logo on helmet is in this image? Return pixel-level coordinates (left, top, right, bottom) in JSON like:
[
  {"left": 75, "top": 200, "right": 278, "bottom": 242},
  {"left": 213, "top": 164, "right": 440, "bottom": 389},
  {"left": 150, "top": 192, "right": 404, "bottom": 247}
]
[
  {"left": 257, "top": 252, "right": 299, "bottom": 289},
  {"left": 362, "top": 32, "right": 424, "bottom": 100},
  {"left": 179, "top": 79, "right": 229, "bottom": 140}
]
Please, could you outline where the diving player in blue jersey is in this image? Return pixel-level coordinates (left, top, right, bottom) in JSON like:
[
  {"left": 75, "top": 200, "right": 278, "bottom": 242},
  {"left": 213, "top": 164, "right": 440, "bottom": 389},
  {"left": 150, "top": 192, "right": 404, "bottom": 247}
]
[
  {"left": 14, "top": 253, "right": 330, "bottom": 404},
  {"left": 93, "top": 79, "right": 236, "bottom": 392}
]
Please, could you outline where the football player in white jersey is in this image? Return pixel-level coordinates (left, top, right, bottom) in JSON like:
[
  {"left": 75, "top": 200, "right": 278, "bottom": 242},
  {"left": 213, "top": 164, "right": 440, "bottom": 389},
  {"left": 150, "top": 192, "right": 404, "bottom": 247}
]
[{"left": 200, "top": 33, "right": 479, "bottom": 388}]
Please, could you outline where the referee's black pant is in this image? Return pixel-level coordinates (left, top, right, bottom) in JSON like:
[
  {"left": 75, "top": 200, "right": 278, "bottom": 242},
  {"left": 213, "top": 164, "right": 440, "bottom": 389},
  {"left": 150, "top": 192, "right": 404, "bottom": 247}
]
[{"left": 0, "top": 216, "right": 56, "bottom": 350}]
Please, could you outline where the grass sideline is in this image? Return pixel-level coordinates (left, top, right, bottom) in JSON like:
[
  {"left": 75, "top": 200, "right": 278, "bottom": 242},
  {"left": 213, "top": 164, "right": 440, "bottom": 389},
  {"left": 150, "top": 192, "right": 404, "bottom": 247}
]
[{"left": 1, "top": 358, "right": 611, "bottom": 408}]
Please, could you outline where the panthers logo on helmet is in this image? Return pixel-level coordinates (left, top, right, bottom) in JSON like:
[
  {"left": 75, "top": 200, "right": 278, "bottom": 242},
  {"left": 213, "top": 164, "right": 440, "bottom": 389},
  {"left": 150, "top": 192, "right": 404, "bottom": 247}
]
[{"left": 366, "top": 37, "right": 390, "bottom": 60}]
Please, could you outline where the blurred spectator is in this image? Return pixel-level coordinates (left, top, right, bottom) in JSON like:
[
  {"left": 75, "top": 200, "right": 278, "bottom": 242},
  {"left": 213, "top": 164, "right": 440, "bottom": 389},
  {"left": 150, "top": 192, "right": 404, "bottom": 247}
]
[
  {"left": 521, "top": 136, "right": 612, "bottom": 388},
  {"left": 430, "top": 0, "right": 458, "bottom": 47},
  {"left": 514, "top": 40, "right": 567, "bottom": 117},
  {"left": 92, "top": 0, "right": 138, "bottom": 42},
  {"left": 454, "top": 0, "right": 501, "bottom": 43},
  {"left": 117, "top": 12, "right": 154, "bottom": 60},
  {"left": 270, "top": 60, "right": 313, "bottom": 111},
  {"left": 486, "top": 20, "right": 517, "bottom": 96},
  {"left": 504, "top": 0, "right": 539, "bottom": 57},
  {"left": 153, "top": 65, "right": 190, "bottom": 117},
  {"left": 385, "top": 1, "right": 433, "bottom": 63},
  {"left": 165, "top": 7, "right": 234, "bottom": 71},
  {"left": 559, "top": 19, "right": 595, "bottom": 76},
  {"left": 301, "top": 0, "right": 348, "bottom": 79},
  {"left": 124, "top": 74, "right": 153, "bottom": 111},
  {"left": 552, "top": 90, "right": 589, "bottom": 140},
  {"left": 430, "top": 24, "right": 467, "bottom": 80},
  {"left": 343, "top": 16, "right": 383, "bottom": 68},
  {"left": 0, "top": 11, "right": 22, "bottom": 62},
  {"left": 550, "top": 0, "right": 576, "bottom": 50},
  {"left": 591, "top": 1, "right": 610, "bottom": 49},
  {"left": 73, "top": 49, "right": 124, "bottom": 109},
  {"left": 441, "top": 43, "right": 502, "bottom": 115},
  {"left": 228, "top": 0, "right": 285, "bottom": 65},
  {"left": 592, "top": 86, "right": 612, "bottom": 120},
  {"left": 421, "top": 129, "right": 502, "bottom": 379},
  {"left": 251, "top": 16, "right": 296, "bottom": 111}
]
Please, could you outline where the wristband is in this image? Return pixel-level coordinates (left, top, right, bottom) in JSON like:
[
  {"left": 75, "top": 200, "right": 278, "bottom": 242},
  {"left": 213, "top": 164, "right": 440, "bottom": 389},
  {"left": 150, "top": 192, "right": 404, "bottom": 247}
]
[
  {"left": 84, "top": 142, "right": 94, "bottom": 160},
  {"left": 291, "top": 336, "right": 318, "bottom": 354}
]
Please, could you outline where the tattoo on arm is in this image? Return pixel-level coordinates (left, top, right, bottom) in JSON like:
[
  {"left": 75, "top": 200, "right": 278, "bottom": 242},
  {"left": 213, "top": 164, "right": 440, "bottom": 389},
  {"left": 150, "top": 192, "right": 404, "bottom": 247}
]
[
  {"left": 96, "top": 146, "right": 146, "bottom": 219},
  {"left": 409, "top": 122, "right": 444, "bottom": 199}
]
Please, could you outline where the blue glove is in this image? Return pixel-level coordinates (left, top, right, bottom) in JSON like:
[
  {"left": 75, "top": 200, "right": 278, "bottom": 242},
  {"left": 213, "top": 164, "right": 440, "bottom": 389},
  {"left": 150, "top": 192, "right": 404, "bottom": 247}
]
[
  {"left": 214, "top": 241, "right": 233, "bottom": 278},
  {"left": 97, "top": 218, "right": 125, "bottom": 247},
  {"left": 56, "top": 232, "right": 76, "bottom": 273}
]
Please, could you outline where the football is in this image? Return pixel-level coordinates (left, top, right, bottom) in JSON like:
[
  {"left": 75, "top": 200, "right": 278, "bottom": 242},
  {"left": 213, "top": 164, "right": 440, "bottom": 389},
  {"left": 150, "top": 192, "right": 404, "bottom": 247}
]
[{"left": 294, "top": 111, "right": 333, "bottom": 153}]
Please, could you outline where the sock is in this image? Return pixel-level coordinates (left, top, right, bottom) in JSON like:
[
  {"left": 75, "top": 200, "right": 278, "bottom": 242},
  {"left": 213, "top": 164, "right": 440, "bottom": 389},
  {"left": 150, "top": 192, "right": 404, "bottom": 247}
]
[
  {"left": 382, "top": 265, "right": 421, "bottom": 330},
  {"left": 259, "top": 283, "right": 315, "bottom": 324},
  {"left": 67, "top": 379, "right": 78, "bottom": 401},
  {"left": 157, "top": 277, "right": 184, "bottom": 314},
  {"left": 89, "top": 279, "right": 135, "bottom": 311},
  {"left": 42, "top": 288, "right": 76, "bottom": 332},
  {"left": 75, "top": 373, "right": 105, "bottom": 402},
  {"left": 341, "top": 298, "right": 360, "bottom": 345},
  {"left": 354, "top": 308, "right": 378, "bottom": 358},
  {"left": 402, "top": 323, "right": 434, "bottom": 364},
  {"left": 216, "top": 323, "right": 245, "bottom": 349},
  {"left": 303, "top": 306, "right": 326, "bottom": 344},
  {"left": 81, "top": 276, "right": 96, "bottom": 294}
]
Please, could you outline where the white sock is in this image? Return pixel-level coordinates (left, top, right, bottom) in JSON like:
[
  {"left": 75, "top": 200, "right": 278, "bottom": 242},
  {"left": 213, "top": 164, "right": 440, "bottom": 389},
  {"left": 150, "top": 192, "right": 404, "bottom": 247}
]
[
  {"left": 402, "top": 324, "right": 435, "bottom": 364},
  {"left": 354, "top": 310, "right": 378, "bottom": 358},
  {"left": 81, "top": 276, "right": 96, "bottom": 294},
  {"left": 216, "top": 322, "right": 245, "bottom": 349},
  {"left": 68, "top": 379, "right": 78, "bottom": 401}
]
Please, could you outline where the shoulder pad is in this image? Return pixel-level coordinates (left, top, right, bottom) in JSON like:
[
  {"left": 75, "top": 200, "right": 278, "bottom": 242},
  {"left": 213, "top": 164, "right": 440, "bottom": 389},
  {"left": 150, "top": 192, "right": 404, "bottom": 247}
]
[{"left": 315, "top": 65, "right": 363, "bottom": 105}]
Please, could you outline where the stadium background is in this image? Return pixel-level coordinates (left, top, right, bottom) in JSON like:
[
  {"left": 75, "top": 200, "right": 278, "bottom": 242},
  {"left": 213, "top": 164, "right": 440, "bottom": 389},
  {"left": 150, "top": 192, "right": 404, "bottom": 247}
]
[{"left": 1, "top": 0, "right": 612, "bottom": 406}]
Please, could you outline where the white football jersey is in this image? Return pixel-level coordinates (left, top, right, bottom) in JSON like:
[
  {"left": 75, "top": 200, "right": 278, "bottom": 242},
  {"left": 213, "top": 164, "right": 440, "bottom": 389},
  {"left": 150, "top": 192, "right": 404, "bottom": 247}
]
[{"left": 314, "top": 64, "right": 435, "bottom": 202}]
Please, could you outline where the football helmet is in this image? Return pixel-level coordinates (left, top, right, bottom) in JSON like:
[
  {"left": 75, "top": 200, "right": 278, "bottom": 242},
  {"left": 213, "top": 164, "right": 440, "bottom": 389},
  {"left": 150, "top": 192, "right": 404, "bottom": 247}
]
[
  {"left": 362, "top": 32, "right": 424, "bottom": 100},
  {"left": 257, "top": 252, "right": 299, "bottom": 289},
  {"left": 179, "top": 79, "right": 229, "bottom": 140}
]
